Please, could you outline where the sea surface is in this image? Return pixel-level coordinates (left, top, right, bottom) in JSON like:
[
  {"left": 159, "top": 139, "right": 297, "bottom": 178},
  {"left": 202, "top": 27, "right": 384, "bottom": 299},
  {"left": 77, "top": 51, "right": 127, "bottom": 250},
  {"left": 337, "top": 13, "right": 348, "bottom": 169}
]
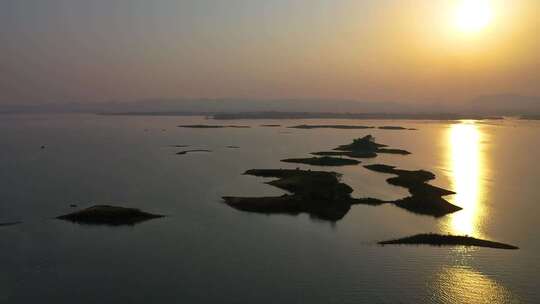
[{"left": 1, "top": 114, "right": 539, "bottom": 303}]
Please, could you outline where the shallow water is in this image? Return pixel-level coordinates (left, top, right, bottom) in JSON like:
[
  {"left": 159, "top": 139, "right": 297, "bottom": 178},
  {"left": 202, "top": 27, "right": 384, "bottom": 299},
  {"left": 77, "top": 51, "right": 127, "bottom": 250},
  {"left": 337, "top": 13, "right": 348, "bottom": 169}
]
[{"left": 0, "top": 114, "right": 538, "bottom": 303}]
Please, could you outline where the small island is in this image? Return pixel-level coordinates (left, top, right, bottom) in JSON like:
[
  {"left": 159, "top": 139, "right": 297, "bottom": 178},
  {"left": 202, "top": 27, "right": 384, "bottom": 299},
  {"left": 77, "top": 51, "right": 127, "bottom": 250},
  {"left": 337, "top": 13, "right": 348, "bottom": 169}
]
[
  {"left": 289, "top": 125, "right": 374, "bottom": 129},
  {"left": 178, "top": 124, "right": 250, "bottom": 128},
  {"left": 379, "top": 233, "right": 519, "bottom": 250},
  {"left": 281, "top": 156, "right": 360, "bottom": 166},
  {"left": 364, "top": 164, "right": 461, "bottom": 217},
  {"left": 312, "top": 135, "right": 410, "bottom": 159},
  {"left": 223, "top": 169, "right": 355, "bottom": 221},
  {"left": 176, "top": 149, "right": 212, "bottom": 155},
  {"left": 378, "top": 126, "right": 408, "bottom": 130},
  {"left": 0, "top": 221, "right": 22, "bottom": 227},
  {"left": 57, "top": 205, "right": 164, "bottom": 226},
  {"left": 261, "top": 124, "right": 282, "bottom": 127}
]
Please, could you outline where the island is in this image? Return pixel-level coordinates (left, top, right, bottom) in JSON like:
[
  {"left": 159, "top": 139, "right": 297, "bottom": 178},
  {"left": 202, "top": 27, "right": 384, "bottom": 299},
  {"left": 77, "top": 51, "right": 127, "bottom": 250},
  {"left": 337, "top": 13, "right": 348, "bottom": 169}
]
[
  {"left": 223, "top": 164, "right": 462, "bottom": 220},
  {"left": 212, "top": 112, "right": 503, "bottom": 120},
  {"left": 222, "top": 137, "right": 463, "bottom": 219},
  {"left": 57, "top": 205, "right": 164, "bottom": 226},
  {"left": 281, "top": 156, "right": 360, "bottom": 166},
  {"left": 378, "top": 233, "right": 518, "bottom": 250},
  {"left": 178, "top": 124, "right": 250, "bottom": 128},
  {"left": 223, "top": 169, "right": 356, "bottom": 221},
  {"left": 289, "top": 125, "right": 374, "bottom": 129},
  {"left": 312, "top": 135, "right": 411, "bottom": 159},
  {"left": 363, "top": 164, "right": 461, "bottom": 217},
  {"left": 0, "top": 221, "right": 22, "bottom": 227},
  {"left": 378, "top": 126, "right": 408, "bottom": 130},
  {"left": 261, "top": 124, "right": 282, "bottom": 127},
  {"left": 176, "top": 149, "right": 212, "bottom": 155}
]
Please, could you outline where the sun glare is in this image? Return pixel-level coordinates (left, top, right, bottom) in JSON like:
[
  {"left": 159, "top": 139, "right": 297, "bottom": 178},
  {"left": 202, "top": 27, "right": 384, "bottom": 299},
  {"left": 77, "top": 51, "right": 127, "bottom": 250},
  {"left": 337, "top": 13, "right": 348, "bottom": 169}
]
[
  {"left": 455, "top": 0, "right": 493, "bottom": 33},
  {"left": 447, "top": 122, "right": 486, "bottom": 237}
]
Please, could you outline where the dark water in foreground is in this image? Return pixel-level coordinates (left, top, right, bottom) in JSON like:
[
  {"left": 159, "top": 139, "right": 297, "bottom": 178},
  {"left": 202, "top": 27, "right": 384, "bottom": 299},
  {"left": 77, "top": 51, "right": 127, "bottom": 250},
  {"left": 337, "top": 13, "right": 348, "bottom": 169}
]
[{"left": 1, "top": 114, "right": 538, "bottom": 303}]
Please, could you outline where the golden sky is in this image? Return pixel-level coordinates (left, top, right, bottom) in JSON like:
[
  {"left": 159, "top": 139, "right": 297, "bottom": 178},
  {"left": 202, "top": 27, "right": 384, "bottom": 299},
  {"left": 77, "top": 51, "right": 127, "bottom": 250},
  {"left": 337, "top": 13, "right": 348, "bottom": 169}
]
[{"left": 1, "top": 0, "right": 538, "bottom": 104}]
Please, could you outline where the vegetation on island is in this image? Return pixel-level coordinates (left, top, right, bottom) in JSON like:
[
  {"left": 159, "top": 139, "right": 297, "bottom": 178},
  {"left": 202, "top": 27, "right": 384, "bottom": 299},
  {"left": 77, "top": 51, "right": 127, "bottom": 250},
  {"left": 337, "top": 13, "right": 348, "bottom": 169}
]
[
  {"left": 222, "top": 161, "right": 461, "bottom": 220},
  {"left": 363, "top": 164, "right": 461, "bottom": 217},
  {"left": 312, "top": 135, "right": 410, "bottom": 159},
  {"left": 378, "top": 233, "right": 518, "bottom": 250},
  {"left": 281, "top": 156, "right": 360, "bottom": 166},
  {"left": 223, "top": 169, "right": 356, "bottom": 221},
  {"left": 222, "top": 133, "right": 463, "bottom": 219},
  {"left": 57, "top": 205, "right": 164, "bottom": 226}
]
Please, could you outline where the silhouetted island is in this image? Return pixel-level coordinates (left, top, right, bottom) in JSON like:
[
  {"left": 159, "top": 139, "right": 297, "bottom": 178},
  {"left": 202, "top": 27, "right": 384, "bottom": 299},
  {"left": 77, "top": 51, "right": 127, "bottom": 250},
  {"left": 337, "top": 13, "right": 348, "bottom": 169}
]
[
  {"left": 312, "top": 135, "right": 410, "bottom": 159},
  {"left": 223, "top": 164, "right": 462, "bottom": 220},
  {"left": 176, "top": 149, "right": 212, "bottom": 155},
  {"left": 226, "top": 145, "right": 240, "bottom": 149},
  {"left": 0, "top": 221, "right": 22, "bottom": 227},
  {"left": 289, "top": 125, "right": 374, "bottom": 129},
  {"left": 223, "top": 169, "right": 356, "bottom": 221},
  {"left": 57, "top": 205, "right": 164, "bottom": 226},
  {"left": 223, "top": 134, "right": 461, "bottom": 218},
  {"left": 212, "top": 112, "right": 503, "bottom": 120},
  {"left": 281, "top": 156, "right": 360, "bottom": 166},
  {"left": 261, "top": 124, "right": 282, "bottom": 127},
  {"left": 178, "top": 124, "right": 250, "bottom": 128},
  {"left": 378, "top": 126, "right": 408, "bottom": 130},
  {"left": 364, "top": 164, "right": 461, "bottom": 217},
  {"left": 379, "top": 233, "right": 518, "bottom": 250}
]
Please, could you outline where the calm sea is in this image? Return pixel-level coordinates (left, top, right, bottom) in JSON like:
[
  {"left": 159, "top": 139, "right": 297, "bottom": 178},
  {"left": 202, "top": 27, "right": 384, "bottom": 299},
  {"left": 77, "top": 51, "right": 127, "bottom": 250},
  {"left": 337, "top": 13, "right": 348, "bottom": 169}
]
[{"left": 1, "top": 114, "right": 538, "bottom": 303}]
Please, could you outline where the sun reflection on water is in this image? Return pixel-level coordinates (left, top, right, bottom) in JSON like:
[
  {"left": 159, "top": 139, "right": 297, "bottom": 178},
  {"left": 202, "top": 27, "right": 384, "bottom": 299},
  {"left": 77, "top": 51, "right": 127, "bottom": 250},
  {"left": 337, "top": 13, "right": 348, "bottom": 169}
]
[
  {"left": 447, "top": 122, "right": 486, "bottom": 237},
  {"left": 431, "top": 266, "right": 516, "bottom": 303}
]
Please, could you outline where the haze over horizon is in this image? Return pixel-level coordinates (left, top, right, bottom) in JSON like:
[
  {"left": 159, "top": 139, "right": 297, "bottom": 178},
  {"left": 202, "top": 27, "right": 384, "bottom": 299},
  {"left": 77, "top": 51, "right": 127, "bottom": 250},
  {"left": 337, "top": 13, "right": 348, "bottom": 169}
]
[{"left": 1, "top": 0, "right": 539, "bottom": 109}]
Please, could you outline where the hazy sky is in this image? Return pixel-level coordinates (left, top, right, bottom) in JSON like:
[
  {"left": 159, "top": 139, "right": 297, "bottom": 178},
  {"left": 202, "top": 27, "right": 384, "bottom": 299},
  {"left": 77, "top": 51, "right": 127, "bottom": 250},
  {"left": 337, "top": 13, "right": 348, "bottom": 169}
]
[{"left": 1, "top": 0, "right": 538, "bottom": 105}]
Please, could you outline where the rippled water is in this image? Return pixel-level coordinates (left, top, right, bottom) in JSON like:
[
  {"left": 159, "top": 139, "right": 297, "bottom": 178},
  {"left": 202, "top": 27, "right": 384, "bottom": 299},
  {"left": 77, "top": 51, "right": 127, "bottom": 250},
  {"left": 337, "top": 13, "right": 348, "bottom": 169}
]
[{"left": 0, "top": 114, "right": 538, "bottom": 303}]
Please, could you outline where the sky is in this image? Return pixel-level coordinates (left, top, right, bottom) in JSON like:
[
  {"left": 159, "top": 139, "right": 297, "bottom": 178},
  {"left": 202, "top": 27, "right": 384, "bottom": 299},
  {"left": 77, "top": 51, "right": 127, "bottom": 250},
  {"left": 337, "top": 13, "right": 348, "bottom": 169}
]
[{"left": 0, "top": 0, "right": 538, "bottom": 105}]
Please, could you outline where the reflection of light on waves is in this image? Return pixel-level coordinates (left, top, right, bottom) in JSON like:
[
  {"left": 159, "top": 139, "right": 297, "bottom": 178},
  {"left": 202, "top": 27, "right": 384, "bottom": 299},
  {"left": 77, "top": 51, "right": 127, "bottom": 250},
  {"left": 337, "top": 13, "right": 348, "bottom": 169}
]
[
  {"left": 449, "top": 122, "right": 484, "bottom": 237},
  {"left": 439, "top": 125, "right": 515, "bottom": 304},
  {"left": 431, "top": 266, "right": 515, "bottom": 303}
]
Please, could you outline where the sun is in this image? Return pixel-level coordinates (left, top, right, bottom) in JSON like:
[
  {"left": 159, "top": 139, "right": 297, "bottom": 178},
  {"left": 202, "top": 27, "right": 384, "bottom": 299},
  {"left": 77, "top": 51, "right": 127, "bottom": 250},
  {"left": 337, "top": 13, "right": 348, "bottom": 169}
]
[{"left": 455, "top": 0, "right": 493, "bottom": 33}]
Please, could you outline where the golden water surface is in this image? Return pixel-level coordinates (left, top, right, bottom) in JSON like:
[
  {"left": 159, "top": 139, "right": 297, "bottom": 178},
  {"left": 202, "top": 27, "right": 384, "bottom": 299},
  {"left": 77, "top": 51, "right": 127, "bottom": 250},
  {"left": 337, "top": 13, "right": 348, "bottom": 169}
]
[{"left": 446, "top": 122, "right": 487, "bottom": 237}]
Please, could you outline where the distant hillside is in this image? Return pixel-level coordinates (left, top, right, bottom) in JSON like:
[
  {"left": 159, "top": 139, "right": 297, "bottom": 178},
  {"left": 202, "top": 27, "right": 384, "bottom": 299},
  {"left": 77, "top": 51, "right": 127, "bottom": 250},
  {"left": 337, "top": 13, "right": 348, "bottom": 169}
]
[
  {"left": 0, "top": 98, "right": 406, "bottom": 114},
  {"left": 1, "top": 94, "right": 539, "bottom": 116},
  {"left": 461, "top": 94, "right": 540, "bottom": 115}
]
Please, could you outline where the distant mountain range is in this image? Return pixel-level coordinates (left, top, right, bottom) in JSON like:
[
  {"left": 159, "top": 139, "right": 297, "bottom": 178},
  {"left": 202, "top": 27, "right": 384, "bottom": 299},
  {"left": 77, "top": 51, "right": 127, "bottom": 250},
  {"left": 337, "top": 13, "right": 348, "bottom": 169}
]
[
  {"left": 1, "top": 94, "right": 539, "bottom": 117},
  {"left": 0, "top": 99, "right": 405, "bottom": 114},
  {"left": 462, "top": 94, "right": 540, "bottom": 115}
]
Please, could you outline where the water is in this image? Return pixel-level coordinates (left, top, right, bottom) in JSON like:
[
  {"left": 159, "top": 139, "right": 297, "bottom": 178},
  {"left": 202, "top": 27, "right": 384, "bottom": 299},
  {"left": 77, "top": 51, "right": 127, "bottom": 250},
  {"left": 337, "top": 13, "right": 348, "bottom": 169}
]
[{"left": 1, "top": 114, "right": 538, "bottom": 303}]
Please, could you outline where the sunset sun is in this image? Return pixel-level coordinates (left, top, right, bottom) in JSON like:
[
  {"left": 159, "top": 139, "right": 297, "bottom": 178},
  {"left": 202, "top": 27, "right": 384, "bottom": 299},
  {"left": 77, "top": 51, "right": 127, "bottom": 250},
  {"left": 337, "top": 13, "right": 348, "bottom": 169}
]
[{"left": 455, "top": 0, "right": 493, "bottom": 33}]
